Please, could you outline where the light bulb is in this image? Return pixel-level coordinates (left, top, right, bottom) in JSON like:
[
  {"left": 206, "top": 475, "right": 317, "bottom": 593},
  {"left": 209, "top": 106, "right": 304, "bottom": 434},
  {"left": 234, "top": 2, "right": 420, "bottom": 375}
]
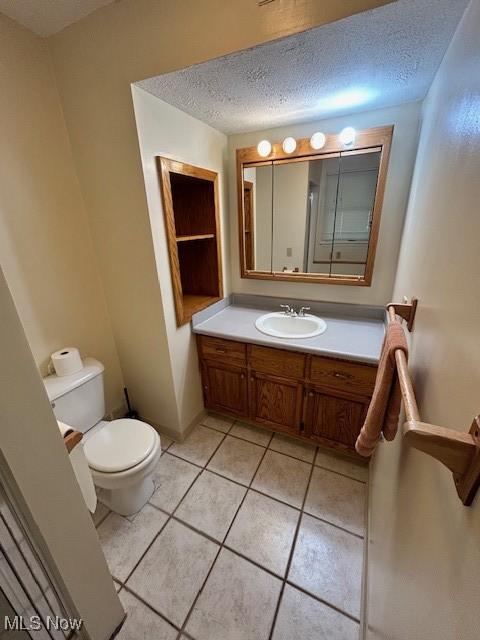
[
  {"left": 282, "top": 137, "right": 297, "bottom": 154},
  {"left": 310, "top": 131, "right": 326, "bottom": 150},
  {"left": 339, "top": 126, "right": 356, "bottom": 146},
  {"left": 257, "top": 140, "right": 272, "bottom": 157}
]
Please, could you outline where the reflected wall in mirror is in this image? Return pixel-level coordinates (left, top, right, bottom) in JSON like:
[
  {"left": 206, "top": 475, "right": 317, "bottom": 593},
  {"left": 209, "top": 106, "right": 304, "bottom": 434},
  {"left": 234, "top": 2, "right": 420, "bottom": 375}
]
[{"left": 238, "top": 126, "right": 393, "bottom": 286}]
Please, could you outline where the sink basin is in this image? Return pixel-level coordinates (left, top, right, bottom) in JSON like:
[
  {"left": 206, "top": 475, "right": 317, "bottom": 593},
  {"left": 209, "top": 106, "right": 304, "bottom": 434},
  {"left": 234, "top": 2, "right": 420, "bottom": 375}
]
[{"left": 255, "top": 312, "right": 327, "bottom": 339}]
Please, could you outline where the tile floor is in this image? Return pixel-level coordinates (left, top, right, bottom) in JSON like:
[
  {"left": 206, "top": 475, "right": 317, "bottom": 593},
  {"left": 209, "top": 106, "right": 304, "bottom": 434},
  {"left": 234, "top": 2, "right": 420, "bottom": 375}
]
[{"left": 93, "top": 413, "right": 369, "bottom": 640}]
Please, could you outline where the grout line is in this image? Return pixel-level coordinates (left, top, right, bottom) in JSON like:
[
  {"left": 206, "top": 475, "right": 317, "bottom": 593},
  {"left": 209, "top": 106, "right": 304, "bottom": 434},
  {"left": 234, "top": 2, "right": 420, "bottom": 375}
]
[
  {"left": 221, "top": 542, "right": 286, "bottom": 581},
  {"left": 283, "top": 579, "right": 361, "bottom": 624},
  {"left": 121, "top": 582, "right": 181, "bottom": 633},
  {"left": 107, "top": 416, "right": 367, "bottom": 635},
  {"left": 360, "top": 473, "right": 371, "bottom": 640},
  {"left": 313, "top": 461, "right": 369, "bottom": 484},
  {"left": 300, "top": 511, "right": 365, "bottom": 540},
  {"left": 201, "top": 420, "right": 329, "bottom": 468},
  {"left": 165, "top": 447, "right": 368, "bottom": 535},
  {"left": 94, "top": 508, "right": 111, "bottom": 529},
  {"left": 118, "top": 439, "right": 219, "bottom": 588},
  {"left": 168, "top": 427, "right": 227, "bottom": 469},
  {"left": 198, "top": 419, "right": 234, "bottom": 435},
  {"left": 166, "top": 426, "right": 368, "bottom": 485},
  {"left": 158, "top": 425, "right": 365, "bottom": 622},
  {"left": 267, "top": 451, "right": 317, "bottom": 640},
  {"left": 175, "top": 431, "right": 274, "bottom": 640},
  {"left": 163, "top": 450, "right": 205, "bottom": 470},
  {"left": 117, "top": 513, "right": 171, "bottom": 585}
]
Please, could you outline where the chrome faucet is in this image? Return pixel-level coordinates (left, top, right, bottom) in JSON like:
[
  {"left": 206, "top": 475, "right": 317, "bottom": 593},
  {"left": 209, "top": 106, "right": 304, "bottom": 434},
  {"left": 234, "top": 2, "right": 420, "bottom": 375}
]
[
  {"left": 280, "top": 304, "right": 295, "bottom": 316},
  {"left": 280, "top": 304, "right": 311, "bottom": 317}
]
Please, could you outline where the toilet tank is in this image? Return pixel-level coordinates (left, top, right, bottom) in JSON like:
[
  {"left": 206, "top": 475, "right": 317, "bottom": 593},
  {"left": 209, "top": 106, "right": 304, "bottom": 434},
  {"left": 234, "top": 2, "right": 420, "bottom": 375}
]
[{"left": 43, "top": 358, "right": 106, "bottom": 433}]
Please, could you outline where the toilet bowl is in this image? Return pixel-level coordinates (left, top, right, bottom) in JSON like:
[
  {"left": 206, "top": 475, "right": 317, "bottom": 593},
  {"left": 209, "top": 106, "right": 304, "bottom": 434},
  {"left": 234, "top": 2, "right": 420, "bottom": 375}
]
[
  {"left": 84, "top": 419, "right": 161, "bottom": 516},
  {"left": 43, "top": 358, "right": 162, "bottom": 517}
]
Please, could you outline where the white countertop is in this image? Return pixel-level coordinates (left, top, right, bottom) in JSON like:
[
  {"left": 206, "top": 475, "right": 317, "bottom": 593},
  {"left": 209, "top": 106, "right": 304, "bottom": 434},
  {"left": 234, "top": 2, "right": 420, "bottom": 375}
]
[{"left": 192, "top": 305, "right": 385, "bottom": 364}]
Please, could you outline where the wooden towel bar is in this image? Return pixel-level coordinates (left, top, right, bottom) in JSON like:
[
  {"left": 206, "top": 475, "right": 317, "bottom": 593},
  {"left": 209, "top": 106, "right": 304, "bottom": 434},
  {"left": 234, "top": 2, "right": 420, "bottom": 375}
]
[
  {"left": 63, "top": 430, "right": 83, "bottom": 454},
  {"left": 388, "top": 301, "right": 480, "bottom": 506}
]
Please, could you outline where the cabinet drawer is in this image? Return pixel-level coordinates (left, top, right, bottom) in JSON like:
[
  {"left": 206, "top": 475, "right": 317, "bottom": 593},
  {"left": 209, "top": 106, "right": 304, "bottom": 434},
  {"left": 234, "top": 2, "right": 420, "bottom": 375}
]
[
  {"left": 199, "top": 335, "right": 247, "bottom": 366},
  {"left": 250, "top": 345, "right": 305, "bottom": 379},
  {"left": 310, "top": 356, "right": 376, "bottom": 396}
]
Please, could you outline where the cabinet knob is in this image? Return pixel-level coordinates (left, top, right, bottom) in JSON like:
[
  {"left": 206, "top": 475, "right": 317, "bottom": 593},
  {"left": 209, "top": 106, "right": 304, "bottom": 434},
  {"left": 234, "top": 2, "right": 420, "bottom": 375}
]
[
  {"left": 309, "top": 392, "right": 314, "bottom": 397},
  {"left": 240, "top": 373, "right": 245, "bottom": 379},
  {"left": 204, "top": 385, "right": 209, "bottom": 391}
]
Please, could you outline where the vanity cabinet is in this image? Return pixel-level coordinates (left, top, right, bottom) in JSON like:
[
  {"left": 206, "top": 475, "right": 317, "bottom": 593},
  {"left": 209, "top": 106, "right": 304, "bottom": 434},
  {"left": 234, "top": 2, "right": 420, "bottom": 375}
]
[
  {"left": 249, "top": 372, "right": 303, "bottom": 435},
  {"left": 303, "top": 387, "right": 370, "bottom": 449},
  {"left": 196, "top": 335, "right": 377, "bottom": 456},
  {"left": 201, "top": 361, "right": 248, "bottom": 418}
]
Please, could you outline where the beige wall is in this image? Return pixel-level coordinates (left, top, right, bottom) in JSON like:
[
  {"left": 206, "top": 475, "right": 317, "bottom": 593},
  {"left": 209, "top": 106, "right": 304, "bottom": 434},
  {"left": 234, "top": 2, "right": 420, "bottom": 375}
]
[
  {"left": 0, "top": 13, "right": 124, "bottom": 414},
  {"left": 131, "top": 87, "right": 229, "bottom": 434},
  {"left": 0, "top": 266, "right": 124, "bottom": 640},
  {"left": 228, "top": 101, "right": 421, "bottom": 305},
  {"left": 367, "top": 1, "right": 480, "bottom": 638},
  {"left": 47, "top": 0, "right": 393, "bottom": 430}
]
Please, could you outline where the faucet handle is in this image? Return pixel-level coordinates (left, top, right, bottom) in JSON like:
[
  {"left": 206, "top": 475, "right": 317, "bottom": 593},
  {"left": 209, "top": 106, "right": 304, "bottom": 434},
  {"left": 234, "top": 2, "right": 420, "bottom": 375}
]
[
  {"left": 280, "top": 304, "right": 292, "bottom": 315},
  {"left": 299, "top": 306, "right": 311, "bottom": 316}
]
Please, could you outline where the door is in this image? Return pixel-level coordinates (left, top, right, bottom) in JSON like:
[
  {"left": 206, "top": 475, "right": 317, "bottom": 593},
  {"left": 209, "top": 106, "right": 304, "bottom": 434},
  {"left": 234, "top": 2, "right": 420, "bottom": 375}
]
[
  {"left": 202, "top": 361, "right": 248, "bottom": 417},
  {"left": 243, "top": 180, "right": 255, "bottom": 270},
  {"left": 249, "top": 371, "right": 303, "bottom": 435},
  {"left": 304, "top": 386, "right": 368, "bottom": 448}
]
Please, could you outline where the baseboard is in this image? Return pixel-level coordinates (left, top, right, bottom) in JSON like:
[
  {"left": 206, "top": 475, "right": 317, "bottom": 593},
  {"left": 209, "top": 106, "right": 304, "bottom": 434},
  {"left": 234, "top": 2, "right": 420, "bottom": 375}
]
[
  {"left": 105, "top": 404, "right": 127, "bottom": 421},
  {"left": 138, "top": 407, "right": 206, "bottom": 443}
]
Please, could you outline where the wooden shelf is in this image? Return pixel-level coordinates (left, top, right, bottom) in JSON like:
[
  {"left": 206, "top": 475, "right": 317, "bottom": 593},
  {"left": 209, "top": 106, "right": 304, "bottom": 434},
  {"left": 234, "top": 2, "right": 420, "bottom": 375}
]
[
  {"left": 182, "top": 294, "right": 221, "bottom": 320},
  {"left": 158, "top": 157, "right": 223, "bottom": 326},
  {"left": 176, "top": 234, "right": 215, "bottom": 242}
]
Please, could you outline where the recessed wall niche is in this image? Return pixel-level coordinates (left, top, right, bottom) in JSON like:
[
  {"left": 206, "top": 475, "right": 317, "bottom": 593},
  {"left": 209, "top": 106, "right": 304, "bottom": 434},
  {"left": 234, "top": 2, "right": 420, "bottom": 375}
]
[{"left": 158, "top": 158, "right": 223, "bottom": 326}]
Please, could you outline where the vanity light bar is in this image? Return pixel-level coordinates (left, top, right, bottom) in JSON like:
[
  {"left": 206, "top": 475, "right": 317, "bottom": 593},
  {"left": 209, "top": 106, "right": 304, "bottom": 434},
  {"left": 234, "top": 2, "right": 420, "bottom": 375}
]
[
  {"left": 257, "top": 127, "right": 357, "bottom": 156},
  {"left": 339, "top": 126, "right": 356, "bottom": 146},
  {"left": 282, "top": 137, "right": 297, "bottom": 154},
  {"left": 257, "top": 139, "right": 272, "bottom": 157},
  {"left": 310, "top": 132, "right": 326, "bottom": 150}
]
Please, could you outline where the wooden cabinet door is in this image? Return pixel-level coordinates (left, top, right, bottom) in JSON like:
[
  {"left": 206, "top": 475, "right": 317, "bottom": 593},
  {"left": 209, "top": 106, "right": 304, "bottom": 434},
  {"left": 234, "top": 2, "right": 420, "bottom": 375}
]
[
  {"left": 202, "top": 362, "right": 247, "bottom": 417},
  {"left": 249, "top": 372, "right": 303, "bottom": 435},
  {"left": 304, "top": 387, "right": 368, "bottom": 448}
]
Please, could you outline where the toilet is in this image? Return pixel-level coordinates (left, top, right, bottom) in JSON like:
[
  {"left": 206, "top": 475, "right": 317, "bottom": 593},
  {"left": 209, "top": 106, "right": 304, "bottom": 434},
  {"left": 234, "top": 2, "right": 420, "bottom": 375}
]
[{"left": 43, "top": 358, "right": 161, "bottom": 516}]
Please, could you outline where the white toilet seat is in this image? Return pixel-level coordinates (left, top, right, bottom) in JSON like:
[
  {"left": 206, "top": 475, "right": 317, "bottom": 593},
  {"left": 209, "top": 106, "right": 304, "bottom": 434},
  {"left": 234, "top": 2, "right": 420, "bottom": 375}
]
[
  {"left": 84, "top": 418, "right": 162, "bottom": 516},
  {"left": 84, "top": 418, "right": 156, "bottom": 473},
  {"left": 89, "top": 431, "right": 160, "bottom": 488}
]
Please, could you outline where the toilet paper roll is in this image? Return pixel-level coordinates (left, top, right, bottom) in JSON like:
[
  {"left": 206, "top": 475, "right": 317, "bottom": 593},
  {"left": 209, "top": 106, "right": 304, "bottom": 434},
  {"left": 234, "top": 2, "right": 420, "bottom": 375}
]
[
  {"left": 51, "top": 347, "right": 83, "bottom": 377},
  {"left": 57, "top": 420, "right": 97, "bottom": 514}
]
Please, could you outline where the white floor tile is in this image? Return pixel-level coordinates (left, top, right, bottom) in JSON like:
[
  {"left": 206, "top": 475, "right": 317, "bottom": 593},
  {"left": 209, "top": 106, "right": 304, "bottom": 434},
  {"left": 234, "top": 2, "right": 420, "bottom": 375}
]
[
  {"left": 126, "top": 519, "right": 219, "bottom": 627},
  {"left": 288, "top": 514, "right": 363, "bottom": 619},
  {"left": 186, "top": 549, "right": 282, "bottom": 640},
  {"left": 176, "top": 470, "right": 246, "bottom": 541},
  {"left": 226, "top": 490, "right": 299, "bottom": 576},
  {"left": 97, "top": 505, "right": 168, "bottom": 582}
]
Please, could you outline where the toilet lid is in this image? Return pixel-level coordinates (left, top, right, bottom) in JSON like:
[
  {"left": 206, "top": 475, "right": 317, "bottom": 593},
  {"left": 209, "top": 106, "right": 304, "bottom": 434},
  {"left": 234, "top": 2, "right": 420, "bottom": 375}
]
[{"left": 84, "top": 419, "right": 156, "bottom": 473}]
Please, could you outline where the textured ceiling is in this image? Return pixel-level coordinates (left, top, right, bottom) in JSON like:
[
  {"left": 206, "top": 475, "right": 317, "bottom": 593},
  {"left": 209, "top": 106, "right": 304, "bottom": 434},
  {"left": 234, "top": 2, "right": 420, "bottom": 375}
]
[
  {"left": 0, "top": 0, "right": 115, "bottom": 37},
  {"left": 138, "top": 0, "right": 469, "bottom": 134}
]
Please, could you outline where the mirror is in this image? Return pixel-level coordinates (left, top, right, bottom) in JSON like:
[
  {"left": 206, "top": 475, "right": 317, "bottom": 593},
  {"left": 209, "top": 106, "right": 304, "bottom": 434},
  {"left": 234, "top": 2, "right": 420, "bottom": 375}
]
[
  {"left": 238, "top": 127, "right": 392, "bottom": 286},
  {"left": 242, "top": 164, "right": 272, "bottom": 272}
]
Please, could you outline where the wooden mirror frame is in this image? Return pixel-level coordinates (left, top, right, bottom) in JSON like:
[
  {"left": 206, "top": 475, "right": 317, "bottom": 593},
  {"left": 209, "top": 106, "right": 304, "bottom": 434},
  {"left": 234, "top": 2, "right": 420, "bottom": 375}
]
[{"left": 236, "top": 125, "right": 393, "bottom": 286}]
